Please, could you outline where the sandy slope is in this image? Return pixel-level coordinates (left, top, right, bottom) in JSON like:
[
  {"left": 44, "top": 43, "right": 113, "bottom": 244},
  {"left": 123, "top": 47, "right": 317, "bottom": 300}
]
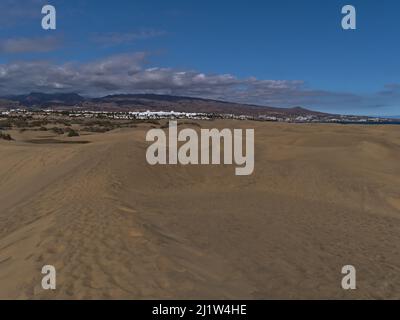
[{"left": 0, "top": 121, "right": 400, "bottom": 299}]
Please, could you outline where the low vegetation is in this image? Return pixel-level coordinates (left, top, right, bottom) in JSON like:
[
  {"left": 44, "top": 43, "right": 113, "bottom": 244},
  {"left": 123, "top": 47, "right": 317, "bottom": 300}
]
[
  {"left": 0, "top": 116, "right": 147, "bottom": 135},
  {"left": 82, "top": 126, "right": 113, "bottom": 133},
  {"left": 66, "top": 128, "right": 80, "bottom": 137},
  {"left": 51, "top": 127, "right": 65, "bottom": 135},
  {"left": 0, "top": 131, "right": 13, "bottom": 141}
]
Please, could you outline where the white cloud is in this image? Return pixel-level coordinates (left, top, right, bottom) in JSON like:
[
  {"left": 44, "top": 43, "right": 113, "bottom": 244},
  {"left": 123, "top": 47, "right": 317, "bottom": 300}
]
[
  {"left": 0, "top": 52, "right": 391, "bottom": 112},
  {"left": 0, "top": 36, "right": 62, "bottom": 53},
  {"left": 90, "top": 30, "right": 167, "bottom": 46},
  {"left": 0, "top": 0, "right": 47, "bottom": 27}
]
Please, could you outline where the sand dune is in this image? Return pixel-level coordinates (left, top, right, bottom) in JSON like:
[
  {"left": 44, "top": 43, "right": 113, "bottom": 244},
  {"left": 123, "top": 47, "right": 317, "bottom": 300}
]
[{"left": 0, "top": 121, "right": 400, "bottom": 299}]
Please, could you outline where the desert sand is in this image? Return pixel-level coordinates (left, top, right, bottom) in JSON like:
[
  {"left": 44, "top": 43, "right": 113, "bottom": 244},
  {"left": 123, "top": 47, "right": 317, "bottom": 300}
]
[{"left": 0, "top": 120, "right": 400, "bottom": 299}]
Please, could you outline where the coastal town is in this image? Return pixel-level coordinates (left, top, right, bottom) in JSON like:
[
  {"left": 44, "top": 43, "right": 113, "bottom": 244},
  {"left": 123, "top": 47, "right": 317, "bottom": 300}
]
[{"left": 1, "top": 108, "right": 398, "bottom": 125}]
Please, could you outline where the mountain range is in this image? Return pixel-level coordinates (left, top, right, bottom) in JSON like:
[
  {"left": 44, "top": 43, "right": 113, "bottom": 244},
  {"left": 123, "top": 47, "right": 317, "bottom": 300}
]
[{"left": 0, "top": 92, "right": 328, "bottom": 117}]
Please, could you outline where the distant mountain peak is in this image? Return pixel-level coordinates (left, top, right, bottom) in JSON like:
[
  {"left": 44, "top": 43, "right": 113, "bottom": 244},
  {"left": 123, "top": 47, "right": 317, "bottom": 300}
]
[
  {"left": 5, "top": 92, "right": 85, "bottom": 106},
  {"left": 0, "top": 92, "right": 325, "bottom": 117}
]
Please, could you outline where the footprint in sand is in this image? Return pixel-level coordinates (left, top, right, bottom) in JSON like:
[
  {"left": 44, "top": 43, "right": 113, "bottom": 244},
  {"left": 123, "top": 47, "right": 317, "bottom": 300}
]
[
  {"left": 118, "top": 206, "right": 137, "bottom": 214},
  {"left": 387, "top": 197, "right": 400, "bottom": 211},
  {"left": 128, "top": 228, "right": 143, "bottom": 237}
]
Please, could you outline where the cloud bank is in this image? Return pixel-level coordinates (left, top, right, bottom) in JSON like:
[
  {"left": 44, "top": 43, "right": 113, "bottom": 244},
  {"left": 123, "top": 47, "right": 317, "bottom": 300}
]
[
  {"left": 0, "top": 36, "right": 62, "bottom": 53},
  {"left": 0, "top": 52, "right": 397, "bottom": 114},
  {"left": 0, "top": 0, "right": 47, "bottom": 27}
]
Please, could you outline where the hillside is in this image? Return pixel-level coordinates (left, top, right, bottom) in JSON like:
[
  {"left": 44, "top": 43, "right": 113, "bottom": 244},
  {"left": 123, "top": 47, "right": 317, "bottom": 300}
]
[
  {"left": 1, "top": 92, "right": 328, "bottom": 117},
  {"left": 3, "top": 93, "right": 85, "bottom": 107}
]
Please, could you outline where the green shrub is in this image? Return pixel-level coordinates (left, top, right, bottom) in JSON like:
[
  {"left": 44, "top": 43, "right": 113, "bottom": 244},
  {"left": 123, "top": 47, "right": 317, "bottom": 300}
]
[
  {"left": 67, "top": 129, "right": 80, "bottom": 137},
  {"left": 12, "top": 119, "right": 28, "bottom": 128},
  {"left": 0, "top": 119, "right": 13, "bottom": 129},
  {"left": 51, "top": 127, "right": 65, "bottom": 135},
  {"left": 0, "top": 131, "right": 13, "bottom": 141}
]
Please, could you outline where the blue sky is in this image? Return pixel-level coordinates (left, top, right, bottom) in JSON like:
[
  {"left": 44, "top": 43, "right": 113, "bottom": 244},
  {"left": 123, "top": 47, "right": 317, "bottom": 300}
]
[{"left": 0, "top": 0, "right": 399, "bottom": 116}]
